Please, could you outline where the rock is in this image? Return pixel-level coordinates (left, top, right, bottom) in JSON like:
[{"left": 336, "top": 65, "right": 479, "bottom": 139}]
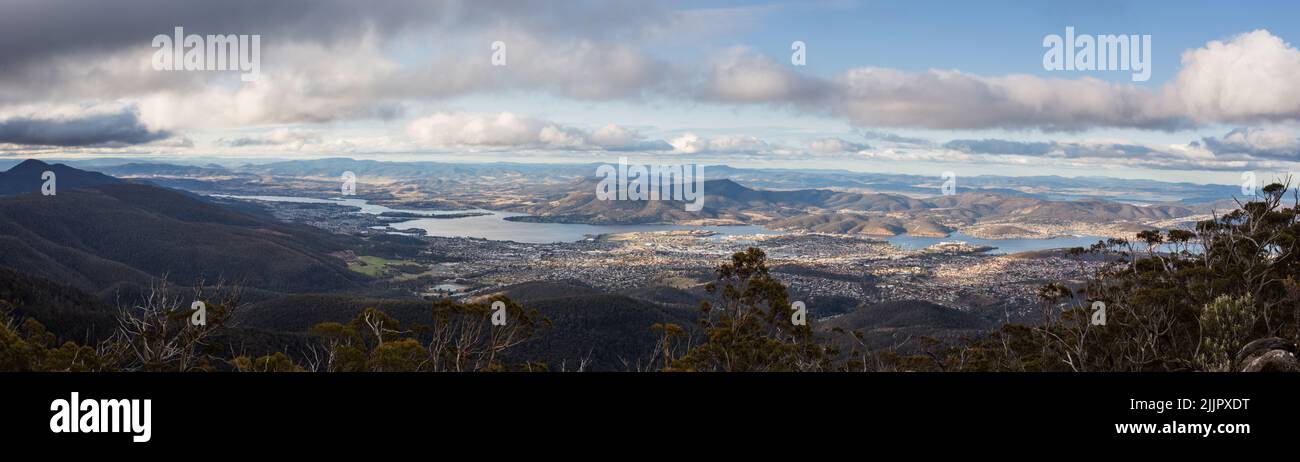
[{"left": 1235, "top": 337, "right": 1300, "bottom": 372}]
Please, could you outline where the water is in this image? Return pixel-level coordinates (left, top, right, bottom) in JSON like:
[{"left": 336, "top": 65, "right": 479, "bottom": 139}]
[
  {"left": 432, "top": 283, "right": 468, "bottom": 292},
  {"left": 215, "top": 194, "right": 775, "bottom": 243},
  {"left": 216, "top": 194, "right": 1108, "bottom": 251},
  {"left": 883, "top": 232, "right": 1109, "bottom": 255},
  {"left": 211, "top": 195, "right": 476, "bottom": 216},
  {"left": 390, "top": 212, "right": 776, "bottom": 243}
]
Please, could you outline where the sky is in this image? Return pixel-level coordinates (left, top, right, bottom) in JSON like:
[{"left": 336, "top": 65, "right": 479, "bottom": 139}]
[{"left": 3, "top": 0, "right": 1300, "bottom": 185}]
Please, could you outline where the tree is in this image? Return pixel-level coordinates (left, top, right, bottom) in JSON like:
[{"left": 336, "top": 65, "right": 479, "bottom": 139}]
[
  {"left": 666, "top": 247, "right": 836, "bottom": 372},
  {"left": 948, "top": 182, "right": 1300, "bottom": 372},
  {"left": 306, "top": 297, "right": 547, "bottom": 372},
  {"left": 102, "top": 277, "right": 244, "bottom": 372},
  {"left": 232, "top": 352, "right": 304, "bottom": 372},
  {"left": 0, "top": 300, "right": 109, "bottom": 372}
]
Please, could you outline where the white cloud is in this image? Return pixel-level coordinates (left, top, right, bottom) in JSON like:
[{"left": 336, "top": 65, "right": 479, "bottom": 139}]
[
  {"left": 1170, "top": 30, "right": 1300, "bottom": 124},
  {"left": 405, "top": 112, "right": 661, "bottom": 151},
  {"left": 667, "top": 132, "right": 780, "bottom": 154},
  {"left": 809, "top": 137, "right": 869, "bottom": 154},
  {"left": 700, "top": 47, "right": 828, "bottom": 103},
  {"left": 668, "top": 133, "right": 710, "bottom": 154},
  {"left": 699, "top": 30, "right": 1300, "bottom": 132},
  {"left": 589, "top": 123, "right": 638, "bottom": 147}
]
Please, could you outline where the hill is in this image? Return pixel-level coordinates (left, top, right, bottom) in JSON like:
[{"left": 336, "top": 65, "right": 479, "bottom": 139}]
[
  {"left": 0, "top": 159, "right": 123, "bottom": 195},
  {"left": 821, "top": 300, "right": 993, "bottom": 352},
  {"left": 518, "top": 177, "right": 1198, "bottom": 234},
  {"left": 0, "top": 166, "right": 367, "bottom": 293},
  {"left": 0, "top": 266, "right": 116, "bottom": 343}
]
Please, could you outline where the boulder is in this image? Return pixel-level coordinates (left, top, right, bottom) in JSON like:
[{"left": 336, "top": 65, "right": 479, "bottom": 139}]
[{"left": 1235, "top": 337, "right": 1300, "bottom": 372}]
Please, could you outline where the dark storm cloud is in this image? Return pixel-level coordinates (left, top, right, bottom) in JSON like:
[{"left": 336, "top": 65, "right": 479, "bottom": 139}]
[
  {"left": 0, "top": 0, "right": 671, "bottom": 73},
  {"left": 858, "top": 130, "right": 931, "bottom": 146},
  {"left": 1201, "top": 127, "right": 1300, "bottom": 159},
  {"left": 0, "top": 109, "right": 170, "bottom": 146},
  {"left": 943, "top": 139, "right": 1056, "bottom": 155}
]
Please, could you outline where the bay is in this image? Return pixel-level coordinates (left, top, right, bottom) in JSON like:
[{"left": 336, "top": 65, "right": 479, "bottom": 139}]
[{"left": 214, "top": 194, "right": 1111, "bottom": 252}]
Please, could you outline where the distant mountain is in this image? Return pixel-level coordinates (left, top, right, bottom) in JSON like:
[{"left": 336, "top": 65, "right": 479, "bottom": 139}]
[
  {"left": 768, "top": 213, "right": 954, "bottom": 237},
  {"left": 517, "top": 178, "right": 749, "bottom": 224},
  {"left": 14, "top": 156, "right": 1245, "bottom": 204},
  {"left": 0, "top": 159, "right": 123, "bottom": 196},
  {"left": 0, "top": 164, "right": 366, "bottom": 293},
  {"left": 242, "top": 157, "right": 594, "bottom": 181},
  {"left": 927, "top": 193, "right": 1192, "bottom": 221},
  {"left": 519, "top": 176, "right": 1199, "bottom": 233},
  {"left": 99, "top": 162, "right": 232, "bottom": 177},
  {"left": 520, "top": 178, "right": 943, "bottom": 225}
]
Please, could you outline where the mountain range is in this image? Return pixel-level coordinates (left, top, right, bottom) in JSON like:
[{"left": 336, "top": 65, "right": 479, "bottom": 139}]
[
  {"left": 519, "top": 177, "right": 1198, "bottom": 235},
  {"left": 6, "top": 156, "right": 1243, "bottom": 206}
]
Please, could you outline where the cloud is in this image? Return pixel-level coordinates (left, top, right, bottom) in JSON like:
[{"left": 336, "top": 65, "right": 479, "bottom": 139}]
[
  {"left": 0, "top": 1, "right": 680, "bottom": 126},
  {"left": 1201, "top": 127, "right": 1300, "bottom": 159},
  {"left": 1168, "top": 30, "right": 1300, "bottom": 124},
  {"left": 694, "top": 30, "right": 1300, "bottom": 132},
  {"left": 0, "top": 0, "right": 677, "bottom": 76},
  {"left": 407, "top": 112, "right": 554, "bottom": 148},
  {"left": 859, "top": 130, "right": 931, "bottom": 146},
  {"left": 809, "top": 137, "right": 869, "bottom": 154},
  {"left": 504, "top": 37, "right": 672, "bottom": 100},
  {"left": 6, "top": 2, "right": 1300, "bottom": 146},
  {"left": 943, "top": 139, "right": 1056, "bottom": 156},
  {"left": 825, "top": 30, "right": 1300, "bottom": 131},
  {"left": 405, "top": 112, "right": 666, "bottom": 151},
  {"left": 692, "top": 30, "right": 1300, "bottom": 132},
  {"left": 944, "top": 138, "right": 1168, "bottom": 160},
  {"left": 833, "top": 68, "right": 1178, "bottom": 131},
  {"left": 932, "top": 136, "right": 1255, "bottom": 171},
  {"left": 217, "top": 128, "right": 322, "bottom": 148},
  {"left": 0, "top": 105, "right": 170, "bottom": 146},
  {"left": 698, "top": 47, "right": 831, "bottom": 104},
  {"left": 668, "top": 133, "right": 779, "bottom": 154}
]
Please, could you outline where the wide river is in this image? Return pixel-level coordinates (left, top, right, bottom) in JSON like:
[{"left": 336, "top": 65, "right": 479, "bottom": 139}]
[{"left": 216, "top": 195, "right": 1110, "bottom": 254}]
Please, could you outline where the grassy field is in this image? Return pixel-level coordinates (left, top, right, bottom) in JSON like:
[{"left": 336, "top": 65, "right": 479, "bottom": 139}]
[{"left": 347, "top": 256, "right": 419, "bottom": 278}]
